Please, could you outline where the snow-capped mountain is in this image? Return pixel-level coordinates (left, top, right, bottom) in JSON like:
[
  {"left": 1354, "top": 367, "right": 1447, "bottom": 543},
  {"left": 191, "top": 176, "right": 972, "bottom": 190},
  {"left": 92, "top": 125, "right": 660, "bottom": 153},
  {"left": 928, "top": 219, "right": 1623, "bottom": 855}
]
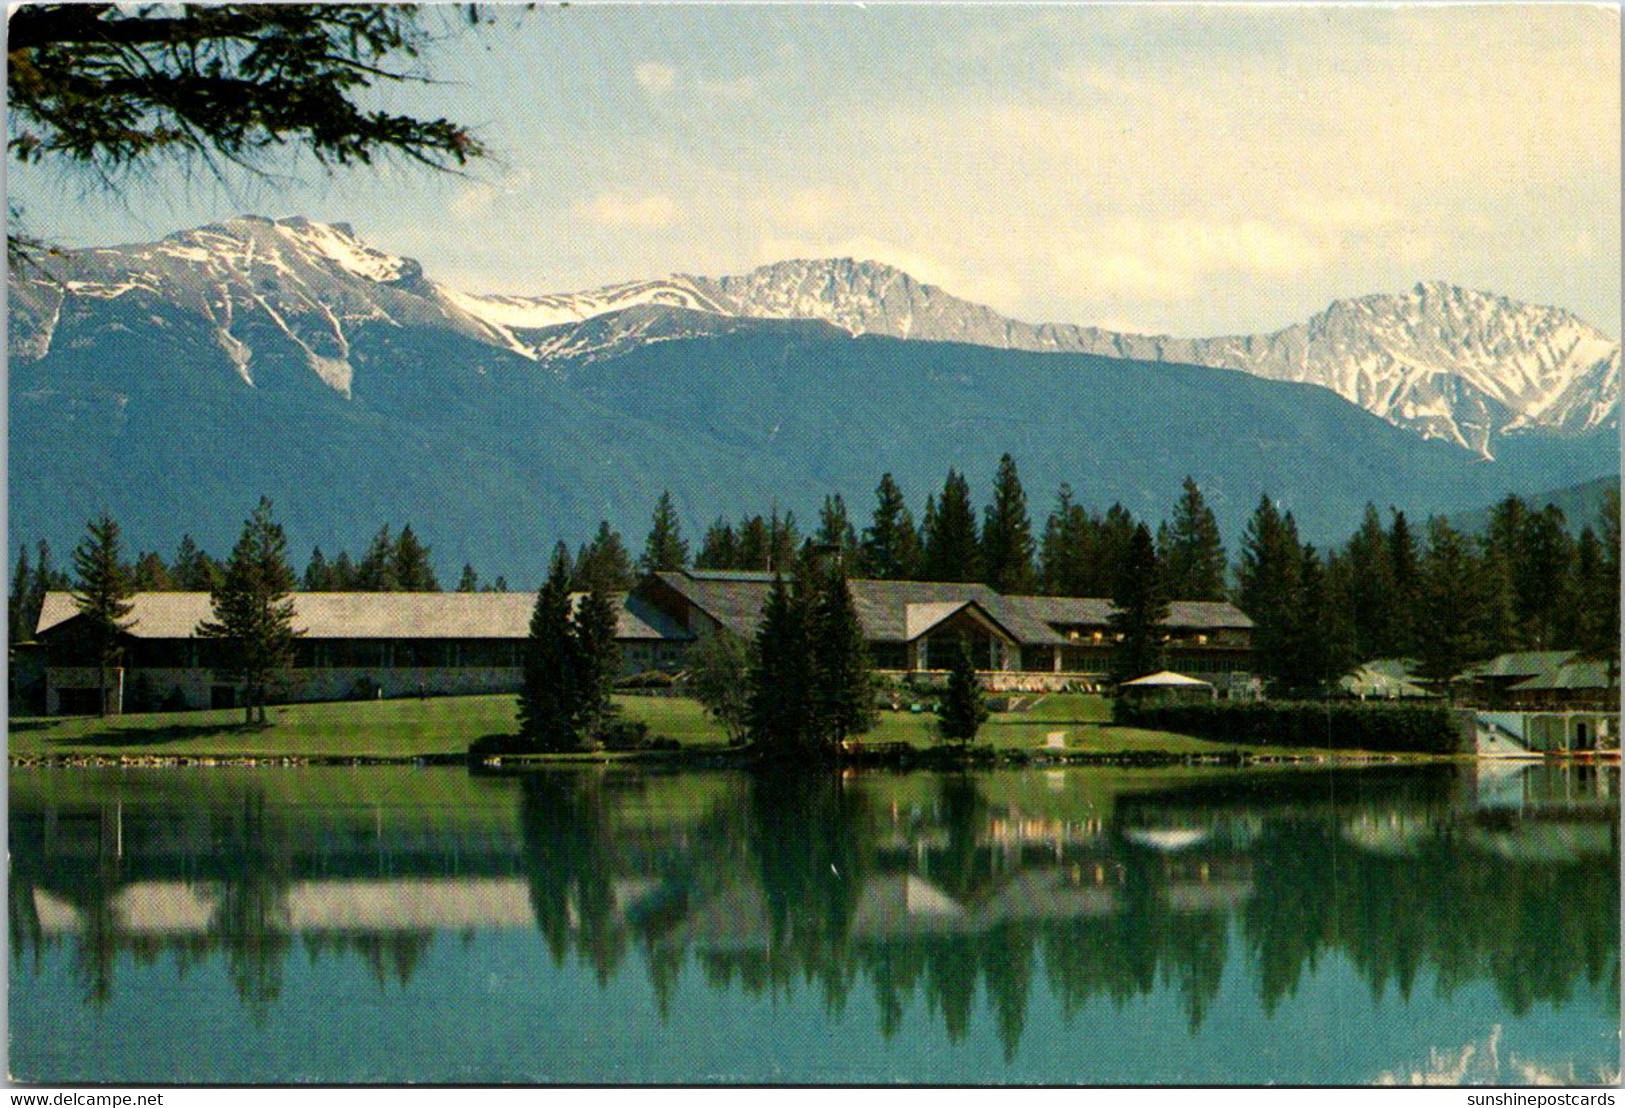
[
  {"left": 11, "top": 216, "right": 1619, "bottom": 457},
  {"left": 453, "top": 258, "right": 1621, "bottom": 459}
]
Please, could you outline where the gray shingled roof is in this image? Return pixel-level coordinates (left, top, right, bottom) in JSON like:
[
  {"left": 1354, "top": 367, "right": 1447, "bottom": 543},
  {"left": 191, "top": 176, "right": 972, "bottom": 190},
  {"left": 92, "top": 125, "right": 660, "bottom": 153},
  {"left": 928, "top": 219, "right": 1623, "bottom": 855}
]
[
  {"left": 1460, "top": 651, "right": 1579, "bottom": 680},
  {"left": 998, "top": 595, "right": 1253, "bottom": 633},
  {"left": 652, "top": 572, "right": 1245, "bottom": 647},
  {"left": 36, "top": 591, "right": 688, "bottom": 642},
  {"left": 1508, "top": 658, "right": 1612, "bottom": 692}
]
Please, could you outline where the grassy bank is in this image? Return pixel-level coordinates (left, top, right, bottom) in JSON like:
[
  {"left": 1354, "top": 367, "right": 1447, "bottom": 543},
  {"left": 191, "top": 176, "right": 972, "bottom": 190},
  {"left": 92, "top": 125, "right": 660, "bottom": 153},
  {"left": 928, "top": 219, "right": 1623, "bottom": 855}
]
[{"left": 9, "top": 691, "right": 1265, "bottom": 761}]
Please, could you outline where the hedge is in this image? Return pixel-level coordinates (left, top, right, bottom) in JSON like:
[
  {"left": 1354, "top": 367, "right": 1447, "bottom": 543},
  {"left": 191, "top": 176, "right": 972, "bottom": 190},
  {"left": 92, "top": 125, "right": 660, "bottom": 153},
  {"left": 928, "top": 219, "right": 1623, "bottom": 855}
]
[{"left": 1113, "top": 699, "right": 1465, "bottom": 754}]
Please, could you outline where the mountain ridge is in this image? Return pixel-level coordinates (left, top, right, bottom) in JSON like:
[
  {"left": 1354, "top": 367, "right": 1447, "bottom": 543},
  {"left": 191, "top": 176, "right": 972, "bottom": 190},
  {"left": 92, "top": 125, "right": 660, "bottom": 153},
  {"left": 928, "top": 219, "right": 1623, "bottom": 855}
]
[{"left": 12, "top": 215, "right": 1618, "bottom": 459}]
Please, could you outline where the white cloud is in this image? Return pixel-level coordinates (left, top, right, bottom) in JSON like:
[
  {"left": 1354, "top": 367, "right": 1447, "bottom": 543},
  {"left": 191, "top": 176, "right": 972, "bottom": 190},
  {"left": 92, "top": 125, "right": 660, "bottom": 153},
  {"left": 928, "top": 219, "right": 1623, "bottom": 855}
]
[
  {"left": 634, "top": 62, "right": 677, "bottom": 95},
  {"left": 577, "top": 192, "right": 680, "bottom": 230}
]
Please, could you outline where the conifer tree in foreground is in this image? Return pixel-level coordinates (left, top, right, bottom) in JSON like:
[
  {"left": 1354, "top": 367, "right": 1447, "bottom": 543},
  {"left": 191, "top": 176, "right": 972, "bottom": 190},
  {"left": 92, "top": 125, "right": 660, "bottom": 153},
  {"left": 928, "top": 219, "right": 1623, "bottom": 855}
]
[
  {"left": 518, "top": 544, "right": 578, "bottom": 750},
  {"left": 745, "top": 571, "right": 812, "bottom": 752},
  {"left": 571, "top": 580, "right": 622, "bottom": 743},
  {"left": 809, "top": 555, "right": 877, "bottom": 748},
  {"left": 457, "top": 563, "right": 480, "bottom": 593},
  {"left": 1108, "top": 523, "right": 1168, "bottom": 686},
  {"left": 936, "top": 637, "right": 989, "bottom": 747},
  {"left": 197, "top": 498, "right": 300, "bottom": 725},
  {"left": 71, "top": 512, "right": 135, "bottom": 716}
]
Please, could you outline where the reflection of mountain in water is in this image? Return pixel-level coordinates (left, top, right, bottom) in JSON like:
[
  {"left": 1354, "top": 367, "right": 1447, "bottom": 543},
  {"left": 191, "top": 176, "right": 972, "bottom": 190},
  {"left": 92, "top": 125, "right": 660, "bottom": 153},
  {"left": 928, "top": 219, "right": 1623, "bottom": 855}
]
[{"left": 11, "top": 764, "right": 1618, "bottom": 1059}]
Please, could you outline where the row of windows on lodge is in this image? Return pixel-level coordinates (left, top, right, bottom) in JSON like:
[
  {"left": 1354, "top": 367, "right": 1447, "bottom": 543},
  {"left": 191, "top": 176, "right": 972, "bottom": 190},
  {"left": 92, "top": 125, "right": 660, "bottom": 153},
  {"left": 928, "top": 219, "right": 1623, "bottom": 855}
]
[{"left": 111, "top": 639, "right": 691, "bottom": 670}]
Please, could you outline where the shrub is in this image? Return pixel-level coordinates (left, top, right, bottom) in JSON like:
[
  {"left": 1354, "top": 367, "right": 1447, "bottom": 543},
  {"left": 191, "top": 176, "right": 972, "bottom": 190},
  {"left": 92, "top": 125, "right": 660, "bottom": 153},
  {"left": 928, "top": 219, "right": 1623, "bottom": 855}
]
[{"left": 1113, "top": 699, "right": 1463, "bottom": 753}]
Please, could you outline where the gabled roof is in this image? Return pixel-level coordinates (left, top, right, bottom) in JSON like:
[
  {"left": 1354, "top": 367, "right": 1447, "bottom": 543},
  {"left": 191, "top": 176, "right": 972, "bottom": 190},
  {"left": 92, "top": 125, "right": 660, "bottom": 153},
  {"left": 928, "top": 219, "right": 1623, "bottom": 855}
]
[
  {"left": 1460, "top": 651, "right": 1579, "bottom": 680},
  {"left": 902, "top": 600, "right": 1023, "bottom": 644},
  {"left": 1508, "top": 658, "right": 1612, "bottom": 692},
  {"left": 36, "top": 591, "right": 688, "bottom": 642}
]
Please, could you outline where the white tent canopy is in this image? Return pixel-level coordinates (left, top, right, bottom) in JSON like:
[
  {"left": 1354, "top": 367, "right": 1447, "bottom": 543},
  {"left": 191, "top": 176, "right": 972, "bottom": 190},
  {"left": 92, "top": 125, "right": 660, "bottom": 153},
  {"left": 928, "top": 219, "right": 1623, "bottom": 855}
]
[{"left": 1119, "top": 670, "right": 1214, "bottom": 688}]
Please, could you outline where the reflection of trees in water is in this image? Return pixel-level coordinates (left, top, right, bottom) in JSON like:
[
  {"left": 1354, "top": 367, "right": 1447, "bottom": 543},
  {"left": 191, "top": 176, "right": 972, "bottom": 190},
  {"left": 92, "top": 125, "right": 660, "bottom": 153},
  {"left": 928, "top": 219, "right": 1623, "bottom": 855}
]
[
  {"left": 11, "top": 767, "right": 1619, "bottom": 1047},
  {"left": 1245, "top": 816, "right": 1620, "bottom": 1018},
  {"left": 517, "top": 770, "right": 626, "bottom": 984},
  {"left": 204, "top": 792, "right": 292, "bottom": 1020}
]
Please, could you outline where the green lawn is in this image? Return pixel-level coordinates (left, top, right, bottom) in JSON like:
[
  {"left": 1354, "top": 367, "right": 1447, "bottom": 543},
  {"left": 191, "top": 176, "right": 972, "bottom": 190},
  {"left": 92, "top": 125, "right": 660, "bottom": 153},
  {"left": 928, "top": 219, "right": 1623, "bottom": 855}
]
[{"left": 9, "top": 691, "right": 1252, "bottom": 760}]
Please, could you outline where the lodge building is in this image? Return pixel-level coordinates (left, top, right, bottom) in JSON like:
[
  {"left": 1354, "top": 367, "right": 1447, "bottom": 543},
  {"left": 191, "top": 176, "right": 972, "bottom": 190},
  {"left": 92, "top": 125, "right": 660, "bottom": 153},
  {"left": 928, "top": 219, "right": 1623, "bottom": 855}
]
[{"left": 33, "top": 570, "right": 1254, "bottom": 714}]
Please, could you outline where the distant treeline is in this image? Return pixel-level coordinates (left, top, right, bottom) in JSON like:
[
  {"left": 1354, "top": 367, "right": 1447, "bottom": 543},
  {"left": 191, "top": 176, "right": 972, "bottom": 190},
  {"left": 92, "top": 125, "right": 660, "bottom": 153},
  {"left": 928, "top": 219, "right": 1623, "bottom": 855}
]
[{"left": 13, "top": 455, "right": 1619, "bottom": 695}]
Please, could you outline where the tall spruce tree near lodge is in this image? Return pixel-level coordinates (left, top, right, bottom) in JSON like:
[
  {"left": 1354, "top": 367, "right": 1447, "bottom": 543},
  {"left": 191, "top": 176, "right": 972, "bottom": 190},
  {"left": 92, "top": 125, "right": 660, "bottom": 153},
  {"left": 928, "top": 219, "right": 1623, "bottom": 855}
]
[
  {"left": 981, "top": 453, "right": 1037, "bottom": 594},
  {"left": 859, "top": 473, "right": 920, "bottom": 580},
  {"left": 809, "top": 554, "right": 877, "bottom": 749},
  {"left": 571, "top": 580, "right": 622, "bottom": 744},
  {"left": 70, "top": 512, "right": 134, "bottom": 716},
  {"left": 746, "top": 571, "right": 814, "bottom": 753},
  {"left": 519, "top": 544, "right": 578, "bottom": 750},
  {"left": 922, "top": 469, "right": 981, "bottom": 583},
  {"left": 640, "top": 491, "right": 690, "bottom": 574},
  {"left": 1108, "top": 523, "right": 1169, "bottom": 686},
  {"left": 197, "top": 498, "right": 300, "bottom": 724},
  {"left": 1157, "top": 476, "right": 1228, "bottom": 601}
]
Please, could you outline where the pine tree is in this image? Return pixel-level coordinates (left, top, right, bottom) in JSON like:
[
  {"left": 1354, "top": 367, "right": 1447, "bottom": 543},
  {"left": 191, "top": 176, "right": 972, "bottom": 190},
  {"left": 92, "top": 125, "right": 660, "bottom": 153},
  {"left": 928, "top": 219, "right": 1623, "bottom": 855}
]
[
  {"left": 1236, "top": 495, "right": 1303, "bottom": 692},
  {"left": 1512, "top": 505, "right": 1574, "bottom": 649},
  {"left": 696, "top": 518, "right": 740, "bottom": 570},
  {"left": 331, "top": 550, "right": 359, "bottom": 590},
  {"left": 393, "top": 524, "right": 439, "bottom": 591},
  {"left": 809, "top": 555, "right": 876, "bottom": 749},
  {"left": 1039, "top": 484, "right": 1092, "bottom": 597},
  {"left": 456, "top": 563, "right": 480, "bottom": 593},
  {"left": 518, "top": 545, "right": 578, "bottom": 750},
  {"left": 736, "top": 515, "right": 771, "bottom": 570},
  {"left": 1280, "top": 545, "right": 1354, "bottom": 695},
  {"left": 817, "top": 494, "right": 859, "bottom": 563},
  {"left": 1387, "top": 511, "right": 1421, "bottom": 656},
  {"left": 197, "top": 498, "right": 300, "bottom": 724},
  {"left": 745, "top": 571, "right": 813, "bottom": 752},
  {"left": 640, "top": 491, "right": 689, "bottom": 574},
  {"left": 573, "top": 521, "right": 635, "bottom": 593},
  {"left": 1343, "top": 504, "right": 1397, "bottom": 659},
  {"left": 688, "top": 630, "right": 751, "bottom": 744},
  {"left": 9, "top": 545, "right": 33, "bottom": 645},
  {"left": 302, "top": 547, "right": 334, "bottom": 591},
  {"left": 768, "top": 509, "right": 799, "bottom": 573},
  {"left": 1414, "top": 517, "right": 1494, "bottom": 693},
  {"left": 936, "top": 637, "right": 989, "bottom": 747},
  {"left": 922, "top": 469, "right": 980, "bottom": 583},
  {"left": 1575, "top": 488, "right": 1620, "bottom": 701},
  {"left": 71, "top": 513, "right": 135, "bottom": 716},
  {"left": 860, "top": 473, "right": 921, "bottom": 580},
  {"left": 1157, "top": 477, "right": 1227, "bottom": 601},
  {"left": 1091, "top": 504, "right": 1139, "bottom": 598},
  {"left": 172, "top": 534, "right": 222, "bottom": 592},
  {"left": 980, "top": 454, "right": 1036, "bottom": 593},
  {"left": 356, "top": 525, "right": 399, "bottom": 591},
  {"left": 1108, "top": 523, "right": 1168, "bottom": 685},
  {"left": 571, "top": 580, "right": 621, "bottom": 744},
  {"left": 130, "top": 551, "right": 172, "bottom": 591}
]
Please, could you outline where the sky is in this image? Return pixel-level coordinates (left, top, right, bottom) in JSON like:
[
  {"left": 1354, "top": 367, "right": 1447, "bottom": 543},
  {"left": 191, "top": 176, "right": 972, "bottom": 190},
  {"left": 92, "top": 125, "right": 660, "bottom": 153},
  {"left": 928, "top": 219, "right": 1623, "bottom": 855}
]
[{"left": 10, "top": 5, "right": 1622, "bottom": 337}]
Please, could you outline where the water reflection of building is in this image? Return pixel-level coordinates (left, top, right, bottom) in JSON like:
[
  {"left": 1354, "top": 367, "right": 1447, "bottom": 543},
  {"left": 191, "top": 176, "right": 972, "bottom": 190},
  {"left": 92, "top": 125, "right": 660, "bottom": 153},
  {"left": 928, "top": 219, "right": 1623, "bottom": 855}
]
[{"left": 13, "top": 765, "right": 1619, "bottom": 1052}]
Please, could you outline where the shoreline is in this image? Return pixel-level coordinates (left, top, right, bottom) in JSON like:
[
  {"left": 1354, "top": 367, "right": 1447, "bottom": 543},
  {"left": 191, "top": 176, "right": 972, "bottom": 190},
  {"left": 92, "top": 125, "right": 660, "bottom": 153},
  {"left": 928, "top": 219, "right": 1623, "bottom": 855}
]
[{"left": 9, "top": 747, "right": 1494, "bottom": 771}]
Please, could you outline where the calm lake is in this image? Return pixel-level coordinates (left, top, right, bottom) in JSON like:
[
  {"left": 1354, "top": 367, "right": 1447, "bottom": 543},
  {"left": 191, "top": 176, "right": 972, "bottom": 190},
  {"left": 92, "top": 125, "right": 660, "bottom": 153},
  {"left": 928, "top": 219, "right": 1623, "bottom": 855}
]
[{"left": 10, "top": 761, "right": 1619, "bottom": 1085}]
